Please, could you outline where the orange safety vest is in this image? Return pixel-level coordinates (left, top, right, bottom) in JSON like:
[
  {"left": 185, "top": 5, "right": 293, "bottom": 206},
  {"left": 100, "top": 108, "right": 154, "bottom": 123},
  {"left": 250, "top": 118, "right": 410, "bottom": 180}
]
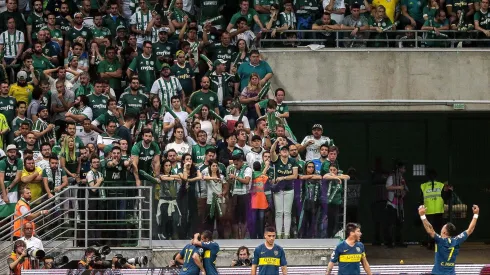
[
  {"left": 13, "top": 199, "right": 35, "bottom": 237},
  {"left": 9, "top": 253, "right": 31, "bottom": 275}
]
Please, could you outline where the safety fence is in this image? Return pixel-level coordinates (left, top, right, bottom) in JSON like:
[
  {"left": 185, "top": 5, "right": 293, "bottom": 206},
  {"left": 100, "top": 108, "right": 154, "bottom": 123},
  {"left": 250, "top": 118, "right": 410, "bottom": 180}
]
[
  {"left": 20, "top": 264, "right": 490, "bottom": 274},
  {"left": 259, "top": 29, "right": 490, "bottom": 48}
]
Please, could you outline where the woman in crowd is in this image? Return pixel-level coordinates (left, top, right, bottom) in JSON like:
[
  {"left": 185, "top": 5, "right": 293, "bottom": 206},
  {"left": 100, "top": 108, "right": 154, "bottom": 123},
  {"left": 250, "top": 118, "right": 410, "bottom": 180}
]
[
  {"left": 203, "top": 160, "right": 228, "bottom": 236},
  {"left": 156, "top": 159, "right": 182, "bottom": 240},
  {"left": 60, "top": 136, "right": 79, "bottom": 182},
  {"left": 270, "top": 137, "right": 298, "bottom": 239},
  {"left": 239, "top": 73, "right": 262, "bottom": 130},
  {"left": 231, "top": 39, "right": 250, "bottom": 71},
  {"left": 323, "top": 164, "right": 350, "bottom": 238},
  {"left": 194, "top": 105, "right": 217, "bottom": 145},
  {"left": 187, "top": 121, "right": 201, "bottom": 146},
  {"left": 178, "top": 153, "right": 202, "bottom": 239},
  {"left": 299, "top": 161, "right": 322, "bottom": 238}
]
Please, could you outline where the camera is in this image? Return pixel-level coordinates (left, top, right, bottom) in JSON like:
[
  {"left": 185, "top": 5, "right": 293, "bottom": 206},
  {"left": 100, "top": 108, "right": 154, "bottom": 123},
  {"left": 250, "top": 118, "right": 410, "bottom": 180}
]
[
  {"left": 26, "top": 248, "right": 45, "bottom": 259},
  {"left": 236, "top": 258, "right": 251, "bottom": 266},
  {"left": 127, "top": 256, "right": 148, "bottom": 267},
  {"left": 96, "top": 245, "right": 111, "bottom": 255}
]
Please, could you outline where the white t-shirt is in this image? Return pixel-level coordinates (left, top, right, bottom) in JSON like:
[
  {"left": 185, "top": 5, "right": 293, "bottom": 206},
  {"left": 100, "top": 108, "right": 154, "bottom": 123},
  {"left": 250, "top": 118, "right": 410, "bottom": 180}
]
[
  {"left": 202, "top": 168, "right": 225, "bottom": 204},
  {"left": 163, "top": 110, "right": 189, "bottom": 139},
  {"left": 19, "top": 236, "right": 44, "bottom": 251},
  {"left": 301, "top": 135, "right": 333, "bottom": 161},
  {"left": 165, "top": 141, "right": 190, "bottom": 158},
  {"left": 200, "top": 120, "right": 214, "bottom": 144},
  {"left": 224, "top": 114, "right": 250, "bottom": 131},
  {"left": 236, "top": 143, "right": 251, "bottom": 156},
  {"left": 322, "top": 0, "right": 346, "bottom": 23},
  {"left": 78, "top": 130, "right": 100, "bottom": 146}
]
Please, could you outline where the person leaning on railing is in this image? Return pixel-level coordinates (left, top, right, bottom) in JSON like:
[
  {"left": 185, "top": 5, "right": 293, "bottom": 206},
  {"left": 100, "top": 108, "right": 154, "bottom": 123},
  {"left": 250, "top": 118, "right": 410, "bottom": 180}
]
[
  {"left": 13, "top": 186, "right": 49, "bottom": 240},
  {"left": 7, "top": 240, "right": 31, "bottom": 275},
  {"left": 474, "top": 0, "right": 490, "bottom": 47}
]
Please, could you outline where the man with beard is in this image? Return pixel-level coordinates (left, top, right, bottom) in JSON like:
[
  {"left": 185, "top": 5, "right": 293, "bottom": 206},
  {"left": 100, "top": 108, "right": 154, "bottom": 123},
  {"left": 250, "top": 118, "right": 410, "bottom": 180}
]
[
  {"left": 224, "top": 103, "right": 250, "bottom": 135},
  {"left": 131, "top": 128, "right": 161, "bottom": 186},
  {"left": 116, "top": 114, "right": 137, "bottom": 147},
  {"left": 0, "top": 17, "right": 25, "bottom": 69},
  {"left": 22, "top": 133, "right": 40, "bottom": 160},
  {"left": 42, "top": 155, "right": 68, "bottom": 199},
  {"left": 319, "top": 145, "right": 340, "bottom": 176},
  {"left": 0, "top": 0, "right": 26, "bottom": 34},
  {"left": 66, "top": 96, "right": 94, "bottom": 132},
  {"left": 117, "top": 76, "right": 149, "bottom": 116},
  {"left": 53, "top": 2, "right": 74, "bottom": 33},
  {"left": 150, "top": 64, "right": 183, "bottom": 107},
  {"left": 171, "top": 50, "right": 195, "bottom": 99},
  {"left": 21, "top": 156, "right": 44, "bottom": 206},
  {"left": 9, "top": 72, "right": 34, "bottom": 104},
  {"left": 13, "top": 186, "right": 49, "bottom": 240},
  {"left": 50, "top": 80, "right": 75, "bottom": 135},
  {"left": 312, "top": 144, "right": 329, "bottom": 173},
  {"left": 127, "top": 41, "right": 162, "bottom": 95},
  {"left": 0, "top": 145, "right": 23, "bottom": 210},
  {"left": 85, "top": 155, "right": 104, "bottom": 245},
  {"left": 87, "top": 80, "right": 109, "bottom": 120},
  {"left": 26, "top": 0, "right": 47, "bottom": 46},
  {"left": 19, "top": 55, "right": 39, "bottom": 86},
  {"left": 64, "top": 122, "right": 86, "bottom": 153},
  {"left": 75, "top": 72, "right": 94, "bottom": 97},
  {"left": 44, "top": 66, "right": 74, "bottom": 94},
  {"left": 187, "top": 76, "right": 219, "bottom": 114},
  {"left": 27, "top": 42, "right": 55, "bottom": 79},
  {"left": 65, "top": 12, "right": 93, "bottom": 58},
  {"left": 147, "top": 14, "right": 174, "bottom": 44},
  {"left": 75, "top": 146, "right": 91, "bottom": 222},
  {"left": 130, "top": 0, "right": 152, "bottom": 47},
  {"left": 192, "top": 131, "right": 213, "bottom": 165},
  {"left": 14, "top": 122, "right": 30, "bottom": 151},
  {"left": 103, "top": 146, "right": 130, "bottom": 224},
  {"left": 32, "top": 106, "right": 55, "bottom": 148},
  {"left": 152, "top": 28, "right": 177, "bottom": 63},
  {"left": 92, "top": 13, "right": 111, "bottom": 47},
  {"left": 35, "top": 142, "right": 51, "bottom": 170},
  {"left": 92, "top": 98, "right": 124, "bottom": 133},
  {"left": 97, "top": 47, "right": 123, "bottom": 97},
  {"left": 36, "top": 30, "right": 58, "bottom": 66},
  {"left": 166, "top": 149, "right": 179, "bottom": 172},
  {"left": 80, "top": 118, "right": 99, "bottom": 146}
]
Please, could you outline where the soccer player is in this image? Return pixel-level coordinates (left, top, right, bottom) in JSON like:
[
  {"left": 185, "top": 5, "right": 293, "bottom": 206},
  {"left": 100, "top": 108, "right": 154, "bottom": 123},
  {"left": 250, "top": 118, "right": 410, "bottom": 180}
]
[
  {"left": 251, "top": 226, "right": 287, "bottom": 275},
  {"left": 326, "top": 223, "right": 372, "bottom": 275},
  {"left": 175, "top": 241, "right": 205, "bottom": 275},
  {"left": 192, "top": 231, "right": 220, "bottom": 275},
  {"left": 419, "top": 204, "right": 479, "bottom": 275}
]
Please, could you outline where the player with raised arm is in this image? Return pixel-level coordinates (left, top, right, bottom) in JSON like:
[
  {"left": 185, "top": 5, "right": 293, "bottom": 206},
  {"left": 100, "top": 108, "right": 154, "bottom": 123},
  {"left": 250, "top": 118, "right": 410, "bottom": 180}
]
[
  {"left": 326, "top": 223, "right": 372, "bottom": 275},
  {"left": 419, "top": 204, "right": 479, "bottom": 275}
]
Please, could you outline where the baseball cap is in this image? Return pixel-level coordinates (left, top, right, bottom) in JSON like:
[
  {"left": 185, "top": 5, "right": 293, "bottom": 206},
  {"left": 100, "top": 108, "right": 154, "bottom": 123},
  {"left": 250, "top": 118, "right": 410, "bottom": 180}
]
[
  {"left": 116, "top": 25, "right": 127, "bottom": 32},
  {"left": 213, "top": 59, "right": 226, "bottom": 66},
  {"left": 312, "top": 124, "right": 323, "bottom": 130},
  {"left": 279, "top": 145, "right": 289, "bottom": 151},
  {"left": 37, "top": 105, "right": 47, "bottom": 114},
  {"left": 251, "top": 135, "right": 262, "bottom": 142},
  {"left": 158, "top": 27, "right": 169, "bottom": 33},
  {"left": 161, "top": 63, "right": 171, "bottom": 69},
  {"left": 351, "top": 2, "right": 361, "bottom": 9},
  {"left": 17, "top": 71, "right": 27, "bottom": 81},
  {"left": 6, "top": 144, "right": 17, "bottom": 151}
]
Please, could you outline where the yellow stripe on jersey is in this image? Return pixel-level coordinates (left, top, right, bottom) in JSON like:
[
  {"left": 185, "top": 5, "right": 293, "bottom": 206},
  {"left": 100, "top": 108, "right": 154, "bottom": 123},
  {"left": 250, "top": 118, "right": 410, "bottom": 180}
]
[
  {"left": 258, "top": 257, "right": 280, "bottom": 266},
  {"left": 339, "top": 253, "right": 364, "bottom": 263},
  {"left": 204, "top": 250, "right": 211, "bottom": 258}
]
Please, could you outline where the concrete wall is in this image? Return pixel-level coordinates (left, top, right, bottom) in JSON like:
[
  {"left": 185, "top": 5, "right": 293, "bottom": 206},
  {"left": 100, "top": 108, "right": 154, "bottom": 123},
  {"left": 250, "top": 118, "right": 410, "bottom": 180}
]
[{"left": 262, "top": 49, "right": 490, "bottom": 111}]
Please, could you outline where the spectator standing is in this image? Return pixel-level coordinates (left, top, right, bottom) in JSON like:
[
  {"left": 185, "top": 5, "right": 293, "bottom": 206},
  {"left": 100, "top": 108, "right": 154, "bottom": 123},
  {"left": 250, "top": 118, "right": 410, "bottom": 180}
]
[
  {"left": 165, "top": 126, "right": 191, "bottom": 160},
  {"left": 20, "top": 156, "right": 43, "bottom": 205},
  {"left": 150, "top": 63, "right": 183, "bottom": 107},
  {"left": 0, "top": 144, "right": 22, "bottom": 209},
  {"left": 228, "top": 150, "right": 252, "bottom": 239},
  {"left": 127, "top": 41, "right": 162, "bottom": 94},
  {"left": 163, "top": 96, "right": 189, "bottom": 140},
  {"left": 156, "top": 159, "right": 181, "bottom": 240},
  {"left": 340, "top": 3, "right": 369, "bottom": 47},
  {"left": 237, "top": 50, "right": 273, "bottom": 91},
  {"left": 171, "top": 50, "right": 195, "bottom": 98},
  {"left": 0, "top": 17, "right": 24, "bottom": 69},
  {"left": 474, "top": 0, "right": 490, "bottom": 46},
  {"left": 18, "top": 221, "right": 44, "bottom": 252},
  {"left": 97, "top": 46, "right": 123, "bottom": 97},
  {"left": 13, "top": 186, "right": 49, "bottom": 240},
  {"left": 250, "top": 161, "right": 269, "bottom": 239},
  {"left": 178, "top": 153, "right": 202, "bottom": 238},
  {"left": 384, "top": 161, "right": 408, "bottom": 248},
  {"left": 85, "top": 156, "right": 104, "bottom": 245},
  {"left": 0, "top": 0, "right": 26, "bottom": 34},
  {"left": 323, "top": 164, "right": 350, "bottom": 238},
  {"left": 31, "top": 106, "right": 55, "bottom": 148},
  {"left": 187, "top": 76, "right": 220, "bottom": 115},
  {"left": 202, "top": 160, "right": 227, "bottom": 233},
  {"left": 227, "top": 0, "right": 265, "bottom": 33},
  {"left": 206, "top": 59, "right": 239, "bottom": 107},
  {"left": 131, "top": 128, "right": 161, "bottom": 186},
  {"left": 401, "top": 0, "right": 425, "bottom": 29},
  {"left": 300, "top": 124, "right": 335, "bottom": 161},
  {"left": 312, "top": 144, "right": 329, "bottom": 173}
]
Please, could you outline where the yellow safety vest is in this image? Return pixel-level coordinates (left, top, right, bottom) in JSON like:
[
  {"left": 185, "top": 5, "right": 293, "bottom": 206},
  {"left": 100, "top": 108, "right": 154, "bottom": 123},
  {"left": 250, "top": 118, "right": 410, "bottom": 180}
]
[{"left": 420, "top": 181, "right": 445, "bottom": 215}]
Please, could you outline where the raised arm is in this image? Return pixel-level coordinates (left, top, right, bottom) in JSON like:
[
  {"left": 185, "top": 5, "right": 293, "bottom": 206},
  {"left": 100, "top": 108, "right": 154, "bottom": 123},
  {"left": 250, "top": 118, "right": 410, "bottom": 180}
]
[
  {"left": 466, "top": 205, "right": 479, "bottom": 236},
  {"left": 418, "top": 205, "right": 436, "bottom": 238}
]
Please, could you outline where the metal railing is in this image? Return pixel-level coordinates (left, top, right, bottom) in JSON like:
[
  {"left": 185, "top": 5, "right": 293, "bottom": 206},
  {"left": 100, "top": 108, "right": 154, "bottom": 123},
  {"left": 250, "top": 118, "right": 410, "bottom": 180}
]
[
  {"left": 0, "top": 184, "right": 152, "bottom": 274},
  {"left": 259, "top": 29, "right": 490, "bottom": 48}
]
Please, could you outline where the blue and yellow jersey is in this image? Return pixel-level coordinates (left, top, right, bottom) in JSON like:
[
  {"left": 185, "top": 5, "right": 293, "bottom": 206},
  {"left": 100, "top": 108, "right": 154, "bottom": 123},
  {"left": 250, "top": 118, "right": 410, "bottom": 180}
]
[
  {"left": 252, "top": 243, "right": 287, "bottom": 275},
  {"left": 179, "top": 244, "right": 203, "bottom": 275},
  {"left": 330, "top": 241, "right": 366, "bottom": 275},
  {"left": 432, "top": 231, "right": 468, "bottom": 275},
  {"left": 201, "top": 241, "right": 220, "bottom": 275}
]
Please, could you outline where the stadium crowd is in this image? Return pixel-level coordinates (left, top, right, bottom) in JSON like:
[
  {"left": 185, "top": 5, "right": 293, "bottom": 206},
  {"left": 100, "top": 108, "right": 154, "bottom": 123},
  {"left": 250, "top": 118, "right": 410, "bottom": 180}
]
[{"left": 1, "top": 0, "right": 479, "bottom": 245}]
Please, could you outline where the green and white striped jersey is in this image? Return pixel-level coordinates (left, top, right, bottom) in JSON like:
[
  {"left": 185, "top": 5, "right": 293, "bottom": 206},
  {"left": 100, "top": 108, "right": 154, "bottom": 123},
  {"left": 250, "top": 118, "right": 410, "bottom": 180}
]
[
  {"left": 0, "top": 30, "right": 24, "bottom": 58},
  {"left": 130, "top": 10, "right": 153, "bottom": 44}
]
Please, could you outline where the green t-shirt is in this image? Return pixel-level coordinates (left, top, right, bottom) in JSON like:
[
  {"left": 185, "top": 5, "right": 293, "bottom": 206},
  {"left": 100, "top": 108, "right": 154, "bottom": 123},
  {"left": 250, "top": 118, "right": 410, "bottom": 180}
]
[
  {"left": 66, "top": 26, "right": 93, "bottom": 44},
  {"left": 368, "top": 17, "right": 392, "bottom": 46},
  {"left": 0, "top": 159, "right": 23, "bottom": 191},
  {"left": 474, "top": 10, "right": 490, "bottom": 30},
  {"left": 0, "top": 96, "right": 16, "bottom": 125},
  {"left": 446, "top": 0, "right": 473, "bottom": 14},
  {"left": 423, "top": 19, "right": 448, "bottom": 46},
  {"left": 55, "top": 15, "right": 71, "bottom": 33},
  {"left": 11, "top": 117, "right": 32, "bottom": 134},
  {"left": 26, "top": 12, "right": 47, "bottom": 39},
  {"left": 42, "top": 43, "right": 57, "bottom": 58},
  {"left": 423, "top": 6, "right": 438, "bottom": 21},
  {"left": 14, "top": 135, "right": 27, "bottom": 151},
  {"left": 188, "top": 90, "right": 219, "bottom": 110},
  {"left": 198, "top": 0, "right": 224, "bottom": 24},
  {"left": 207, "top": 43, "right": 237, "bottom": 65},
  {"left": 273, "top": 157, "right": 297, "bottom": 191},
  {"left": 230, "top": 9, "right": 259, "bottom": 27},
  {"left": 128, "top": 53, "right": 162, "bottom": 94},
  {"left": 402, "top": 0, "right": 426, "bottom": 22},
  {"left": 87, "top": 93, "right": 110, "bottom": 119},
  {"left": 153, "top": 41, "right": 177, "bottom": 61},
  {"left": 192, "top": 144, "right": 213, "bottom": 164},
  {"left": 92, "top": 26, "right": 111, "bottom": 39},
  {"left": 102, "top": 15, "right": 125, "bottom": 39},
  {"left": 130, "top": 140, "right": 161, "bottom": 174},
  {"left": 97, "top": 59, "right": 122, "bottom": 90},
  {"left": 117, "top": 91, "right": 149, "bottom": 116},
  {"left": 32, "top": 118, "right": 55, "bottom": 148},
  {"left": 32, "top": 54, "right": 55, "bottom": 77},
  {"left": 320, "top": 159, "right": 340, "bottom": 176},
  {"left": 258, "top": 100, "right": 289, "bottom": 114},
  {"left": 44, "top": 27, "right": 63, "bottom": 41},
  {"left": 171, "top": 63, "right": 195, "bottom": 96},
  {"left": 76, "top": 84, "right": 95, "bottom": 97}
]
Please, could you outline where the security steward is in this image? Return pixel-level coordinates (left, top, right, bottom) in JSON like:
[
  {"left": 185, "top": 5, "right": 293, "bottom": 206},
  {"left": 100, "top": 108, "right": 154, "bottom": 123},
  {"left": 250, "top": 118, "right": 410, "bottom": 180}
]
[
  {"left": 420, "top": 169, "right": 451, "bottom": 249},
  {"left": 8, "top": 240, "right": 31, "bottom": 275},
  {"left": 13, "top": 186, "right": 48, "bottom": 240}
]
